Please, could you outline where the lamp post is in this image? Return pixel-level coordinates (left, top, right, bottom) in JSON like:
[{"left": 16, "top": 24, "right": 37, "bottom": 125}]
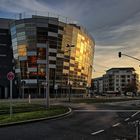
[
  {"left": 46, "top": 42, "right": 50, "bottom": 108},
  {"left": 65, "top": 44, "right": 75, "bottom": 102},
  {"left": 21, "top": 80, "right": 26, "bottom": 99}
]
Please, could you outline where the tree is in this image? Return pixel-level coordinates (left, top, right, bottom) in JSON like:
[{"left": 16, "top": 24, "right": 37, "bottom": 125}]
[{"left": 125, "top": 80, "right": 137, "bottom": 96}]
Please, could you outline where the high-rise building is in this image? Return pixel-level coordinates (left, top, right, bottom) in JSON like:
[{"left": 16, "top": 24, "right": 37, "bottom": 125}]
[{"left": 10, "top": 15, "right": 95, "bottom": 97}]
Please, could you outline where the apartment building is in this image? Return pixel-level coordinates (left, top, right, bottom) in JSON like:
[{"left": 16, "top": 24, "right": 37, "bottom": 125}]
[
  {"left": 103, "top": 67, "right": 139, "bottom": 94},
  {"left": 91, "top": 77, "right": 103, "bottom": 94}
]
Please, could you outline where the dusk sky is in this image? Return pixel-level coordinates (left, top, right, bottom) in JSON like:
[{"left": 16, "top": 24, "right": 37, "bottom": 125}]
[{"left": 1, "top": 0, "right": 140, "bottom": 78}]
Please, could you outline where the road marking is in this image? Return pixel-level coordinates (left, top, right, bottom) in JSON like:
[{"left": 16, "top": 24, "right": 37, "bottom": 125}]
[
  {"left": 74, "top": 110, "right": 140, "bottom": 112},
  {"left": 91, "top": 129, "right": 104, "bottom": 135},
  {"left": 124, "top": 118, "right": 130, "bottom": 121},
  {"left": 112, "top": 123, "right": 120, "bottom": 127},
  {"left": 131, "top": 111, "right": 140, "bottom": 117}
]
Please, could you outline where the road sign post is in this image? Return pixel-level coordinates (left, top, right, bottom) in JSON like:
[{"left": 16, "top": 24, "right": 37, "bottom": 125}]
[{"left": 7, "top": 72, "right": 15, "bottom": 118}]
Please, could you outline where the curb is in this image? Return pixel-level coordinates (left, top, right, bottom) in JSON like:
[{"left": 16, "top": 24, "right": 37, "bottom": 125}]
[{"left": 0, "top": 107, "right": 72, "bottom": 127}]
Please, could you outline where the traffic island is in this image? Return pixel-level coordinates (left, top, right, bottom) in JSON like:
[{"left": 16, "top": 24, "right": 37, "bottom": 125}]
[{"left": 0, "top": 105, "right": 71, "bottom": 127}]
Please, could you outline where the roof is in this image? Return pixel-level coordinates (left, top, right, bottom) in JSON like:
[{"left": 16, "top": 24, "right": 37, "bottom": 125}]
[
  {"left": 106, "top": 67, "right": 135, "bottom": 72},
  {"left": 92, "top": 77, "right": 103, "bottom": 81},
  {"left": 0, "top": 18, "right": 14, "bottom": 29}
]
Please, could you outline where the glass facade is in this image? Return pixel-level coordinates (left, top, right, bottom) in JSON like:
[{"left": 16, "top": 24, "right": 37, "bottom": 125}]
[
  {"left": 0, "top": 18, "right": 17, "bottom": 98},
  {"left": 10, "top": 16, "right": 95, "bottom": 97}
]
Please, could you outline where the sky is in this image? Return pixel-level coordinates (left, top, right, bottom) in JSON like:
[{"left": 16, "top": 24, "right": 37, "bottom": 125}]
[{"left": 0, "top": 0, "right": 140, "bottom": 78}]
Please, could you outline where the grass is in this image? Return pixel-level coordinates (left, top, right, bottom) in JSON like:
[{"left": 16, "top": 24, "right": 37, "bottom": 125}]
[
  {"left": 0, "top": 102, "right": 69, "bottom": 125},
  {"left": 0, "top": 103, "right": 47, "bottom": 115},
  {"left": 71, "top": 97, "right": 139, "bottom": 104}
]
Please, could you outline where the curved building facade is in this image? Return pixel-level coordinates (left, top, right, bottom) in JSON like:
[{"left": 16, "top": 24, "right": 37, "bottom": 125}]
[{"left": 10, "top": 15, "right": 95, "bottom": 97}]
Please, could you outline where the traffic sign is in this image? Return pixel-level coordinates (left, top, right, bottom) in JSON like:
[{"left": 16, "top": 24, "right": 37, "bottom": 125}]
[
  {"left": 7, "top": 72, "right": 15, "bottom": 118},
  {"left": 7, "top": 72, "right": 15, "bottom": 81}
]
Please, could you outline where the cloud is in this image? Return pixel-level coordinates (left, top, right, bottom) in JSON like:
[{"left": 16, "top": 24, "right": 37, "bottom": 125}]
[
  {"left": 0, "top": 0, "right": 60, "bottom": 15},
  {"left": 1, "top": 0, "right": 140, "bottom": 78}
]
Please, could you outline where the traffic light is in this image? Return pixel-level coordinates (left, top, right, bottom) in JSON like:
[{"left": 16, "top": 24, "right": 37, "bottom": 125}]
[{"left": 118, "top": 52, "right": 121, "bottom": 58}]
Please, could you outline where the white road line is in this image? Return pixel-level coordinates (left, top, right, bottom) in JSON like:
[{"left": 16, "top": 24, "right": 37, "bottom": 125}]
[
  {"left": 74, "top": 110, "right": 140, "bottom": 112},
  {"left": 131, "top": 111, "right": 140, "bottom": 117},
  {"left": 124, "top": 118, "right": 130, "bottom": 121},
  {"left": 112, "top": 123, "right": 120, "bottom": 127},
  {"left": 91, "top": 129, "right": 104, "bottom": 135}
]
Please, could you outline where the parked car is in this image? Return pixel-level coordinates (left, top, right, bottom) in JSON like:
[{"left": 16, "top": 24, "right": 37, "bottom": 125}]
[{"left": 126, "top": 92, "right": 133, "bottom": 96}]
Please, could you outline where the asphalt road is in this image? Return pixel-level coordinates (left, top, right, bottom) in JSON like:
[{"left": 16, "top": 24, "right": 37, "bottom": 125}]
[{"left": 0, "top": 100, "right": 140, "bottom": 140}]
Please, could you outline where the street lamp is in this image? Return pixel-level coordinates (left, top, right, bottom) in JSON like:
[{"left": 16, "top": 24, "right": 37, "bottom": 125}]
[
  {"left": 65, "top": 44, "right": 75, "bottom": 102},
  {"left": 21, "top": 80, "right": 26, "bottom": 99},
  {"left": 46, "top": 42, "right": 50, "bottom": 108}
]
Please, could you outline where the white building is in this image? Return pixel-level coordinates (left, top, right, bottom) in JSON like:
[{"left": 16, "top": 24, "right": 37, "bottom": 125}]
[{"left": 103, "top": 67, "right": 139, "bottom": 94}]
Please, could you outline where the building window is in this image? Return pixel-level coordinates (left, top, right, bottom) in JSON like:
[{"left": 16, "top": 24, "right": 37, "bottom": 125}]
[
  {"left": 121, "top": 75, "right": 125, "bottom": 78},
  {"left": 18, "top": 45, "right": 27, "bottom": 56},
  {"left": 28, "top": 56, "right": 37, "bottom": 67},
  {"left": 37, "top": 48, "right": 46, "bottom": 60},
  {"left": 11, "top": 26, "right": 16, "bottom": 35},
  {"left": 48, "top": 24, "right": 58, "bottom": 33},
  {"left": 127, "top": 79, "right": 130, "bottom": 82},
  {"left": 121, "top": 79, "right": 125, "bottom": 82}
]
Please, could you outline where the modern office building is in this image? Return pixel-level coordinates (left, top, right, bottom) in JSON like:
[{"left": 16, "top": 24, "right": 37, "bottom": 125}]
[
  {"left": 10, "top": 15, "right": 95, "bottom": 97},
  {"left": 0, "top": 18, "right": 17, "bottom": 98},
  {"left": 103, "top": 67, "right": 139, "bottom": 94}
]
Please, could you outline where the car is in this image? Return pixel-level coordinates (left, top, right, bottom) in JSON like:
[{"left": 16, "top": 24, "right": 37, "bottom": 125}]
[{"left": 126, "top": 92, "right": 133, "bottom": 96}]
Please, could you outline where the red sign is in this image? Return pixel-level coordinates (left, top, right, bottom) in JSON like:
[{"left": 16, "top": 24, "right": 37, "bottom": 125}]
[{"left": 7, "top": 72, "right": 15, "bottom": 81}]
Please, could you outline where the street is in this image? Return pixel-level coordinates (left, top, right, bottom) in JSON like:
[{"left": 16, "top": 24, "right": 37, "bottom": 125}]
[{"left": 0, "top": 100, "right": 140, "bottom": 140}]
